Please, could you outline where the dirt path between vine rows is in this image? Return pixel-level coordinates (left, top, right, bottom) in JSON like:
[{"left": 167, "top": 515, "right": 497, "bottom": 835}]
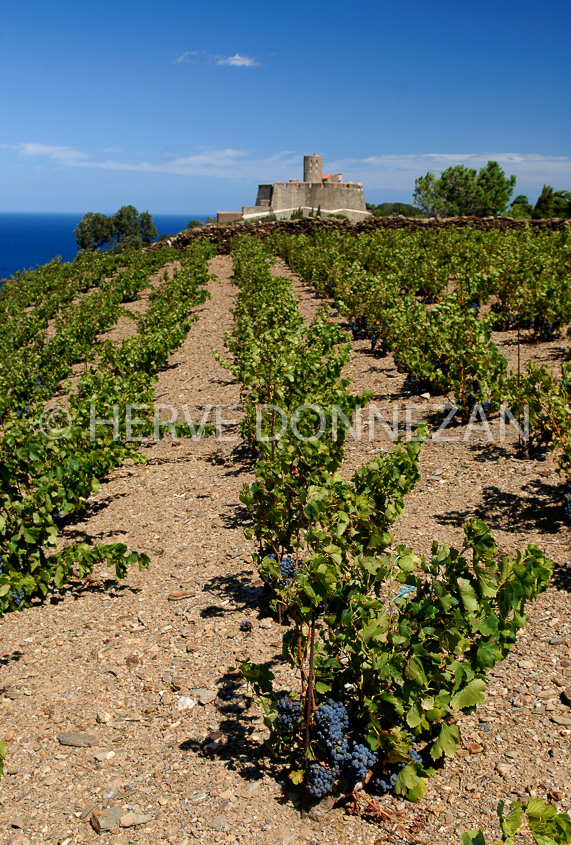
[{"left": 0, "top": 253, "right": 570, "bottom": 845}]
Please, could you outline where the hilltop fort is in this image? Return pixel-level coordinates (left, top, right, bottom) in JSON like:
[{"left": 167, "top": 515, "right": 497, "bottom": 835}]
[{"left": 217, "top": 154, "right": 371, "bottom": 223}]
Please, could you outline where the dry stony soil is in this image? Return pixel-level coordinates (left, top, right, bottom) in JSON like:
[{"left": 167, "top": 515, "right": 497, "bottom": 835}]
[{"left": 1, "top": 250, "right": 570, "bottom": 845}]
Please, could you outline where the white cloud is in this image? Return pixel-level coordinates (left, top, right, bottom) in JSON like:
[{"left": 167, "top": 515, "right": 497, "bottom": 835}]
[
  {"left": 174, "top": 51, "right": 198, "bottom": 63},
  {"left": 215, "top": 53, "right": 259, "bottom": 67},
  {"left": 174, "top": 50, "right": 260, "bottom": 67},
  {"left": 332, "top": 152, "right": 571, "bottom": 191},
  {"left": 7, "top": 143, "right": 296, "bottom": 180},
  {"left": 6, "top": 143, "right": 571, "bottom": 191},
  {"left": 17, "top": 143, "right": 87, "bottom": 163}
]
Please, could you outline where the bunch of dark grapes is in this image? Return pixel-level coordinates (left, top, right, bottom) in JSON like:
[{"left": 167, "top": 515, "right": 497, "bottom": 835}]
[
  {"left": 12, "top": 587, "right": 25, "bottom": 608},
  {"left": 371, "top": 769, "right": 399, "bottom": 794},
  {"left": 464, "top": 391, "right": 490, "bottom": 415},
  {"left": 491, "top": 305, "right": 517, "bottom": 331},
  {"left": 469, "top": 299, "right": 480, "bottom": 315},
  {"left": 239, "top": 620, "right": 253, "bottom": 633},
  {"left": 350, "top": 317, "right": 370, "bottom": 341},
  {"left": 531, "top": 315, "right": 558, "bottom": 342},
  {"left": 266, "top": 552, "right": 304, "bottom": 588},
  {"left": 369, "top": 742, "right": 423, "bottom": 797},
  {"left": 278, "top": 555, "right": 298, "bottom": 586},
  {"left": 307, "top": 762, "right": 338, "bottom": 798},
  {"left": 276, "top": 697, "right": 302, "bottom": 729},
  {"left": 409, "top": 747, "right": 423, "bottom": 765},
  {"left": 345, "top": 742, "right": 378, "bottom": 782},
  {"left": 315, "top": 700, "right": 349, "bottom": 746},
  {"left": 309, "top": 700, "right": 378, "bottom": 796}
]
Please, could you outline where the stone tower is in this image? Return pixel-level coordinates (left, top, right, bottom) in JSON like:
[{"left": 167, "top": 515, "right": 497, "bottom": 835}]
[{"left": 303, "top": 154, "right": 323, "bottom": 184}]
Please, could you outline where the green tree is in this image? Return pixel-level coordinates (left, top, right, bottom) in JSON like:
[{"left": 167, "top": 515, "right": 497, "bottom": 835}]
[
  {"left": 438, "top": 164, "right": 480, "bottom": 215},
  {"left": 112, "top": 205, "right": 152, "bottom": 250},
  {"left": 366, "top": 202, "right": 424, "bottom": 217},
  {"left": 476, "top": 160, "right": 517, "bottom": 216},
  {"left": 533, "top": 185, "right": 571, "bottom": 218},
  {"left": 74, "top": 207, "right": 158, "bottom": 252},
  {"left": 74, "top": 212, "right": 113, "bottom": 252},
  {"left": 554, "top": 190, "right": 571, "bottom": 217},
  {"left": 413, "top": 171, "right": 447, "bottom": 217},
  {"left": 509, "top": 194, "right": 533, "bottom": 218},
  {"left": 533, "top": 185, "right": 556, "bottom": 219},
  {"left": 413, "top": 161, "right": 516, "bottom": 217},
  {"left": 138, "top": 210, "right": 158, "bottom": 244}
]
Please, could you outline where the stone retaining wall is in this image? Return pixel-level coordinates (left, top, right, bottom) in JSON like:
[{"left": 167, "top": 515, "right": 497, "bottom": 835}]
[{"left": 152, "top": 215, "right": 571, "bottom": 256}]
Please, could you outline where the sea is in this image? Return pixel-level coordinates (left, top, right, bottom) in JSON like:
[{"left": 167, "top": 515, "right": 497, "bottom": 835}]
[{"left": 0, "top": 212, "right": 209, "bottom": 284}]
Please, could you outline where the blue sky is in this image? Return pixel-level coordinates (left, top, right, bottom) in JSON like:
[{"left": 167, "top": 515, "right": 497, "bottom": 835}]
[{"left": 1, "top": 0, "right": 569, "bottom": 214}]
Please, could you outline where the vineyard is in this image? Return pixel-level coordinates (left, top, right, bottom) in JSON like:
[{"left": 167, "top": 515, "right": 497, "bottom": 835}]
[{"left": 0, "top": 221, "right": 570, "bottom": 844}]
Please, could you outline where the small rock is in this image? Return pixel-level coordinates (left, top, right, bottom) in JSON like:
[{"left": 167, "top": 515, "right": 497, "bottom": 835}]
[
  {"left": 209, "top": 814, "right": 227, "bottom": 830},
  {"left": 193, "top": 688, "right": 217, "bottom": 705},
  {"left": 2, "top": 689, "right": 22, "bottom": 700},
  {"left": 496, "top": 763, "right": 511, "bottom": 777},
  {"left": 467, "top": 742, "right": 484, "bottom": 754},
  {"left": 100, "top": 664, "right": 121, "bottom": 677},
  {"left": 94, "top": 749, "right": 116, "bottom": 762},
  {"left": 259, "top": 619, "right": 272, "bottom": 629},
  {"left": 79, "top": 806, "right": 93, "bottom": 820},
  {"left": 550, "top": 637, "right": 567, "bottom": 645},
  {"left": 9, "top": 818, "right": 25, "bottom": 829},
  {"left": 120, "top": 812, "right": 152, "bottom": 828},
  {"left": 205, "top": 730, "right": 224, "bottom": 743},
  {"left": 57, "top": 731, "right": 98, "bottom": 747},
  {"left": 168, "top": 589, "right": 196, "bottom": 601},
  {"left": 91, "top": 806, "right": 123, "bottom": 833},
  {"left": 420, "top": 393, "right": 431, "bottom": 399},
  {"left": 177, "top": 696, "right": 196, "bottom": 711},
  {"left": 96, "top": 712, "right": 112, "bottom": 724},
  {"left": 518, "top": 660, "right": 534, "bottom": 670},
  {"left": 551, "top": 714, "right": 571, "bottom": 727},
  {"left": 189, "top": 792, "right": 207, "bottom": 803},
  {"left": 238, "top": 782, "right": 260, "bottom": 798}
]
